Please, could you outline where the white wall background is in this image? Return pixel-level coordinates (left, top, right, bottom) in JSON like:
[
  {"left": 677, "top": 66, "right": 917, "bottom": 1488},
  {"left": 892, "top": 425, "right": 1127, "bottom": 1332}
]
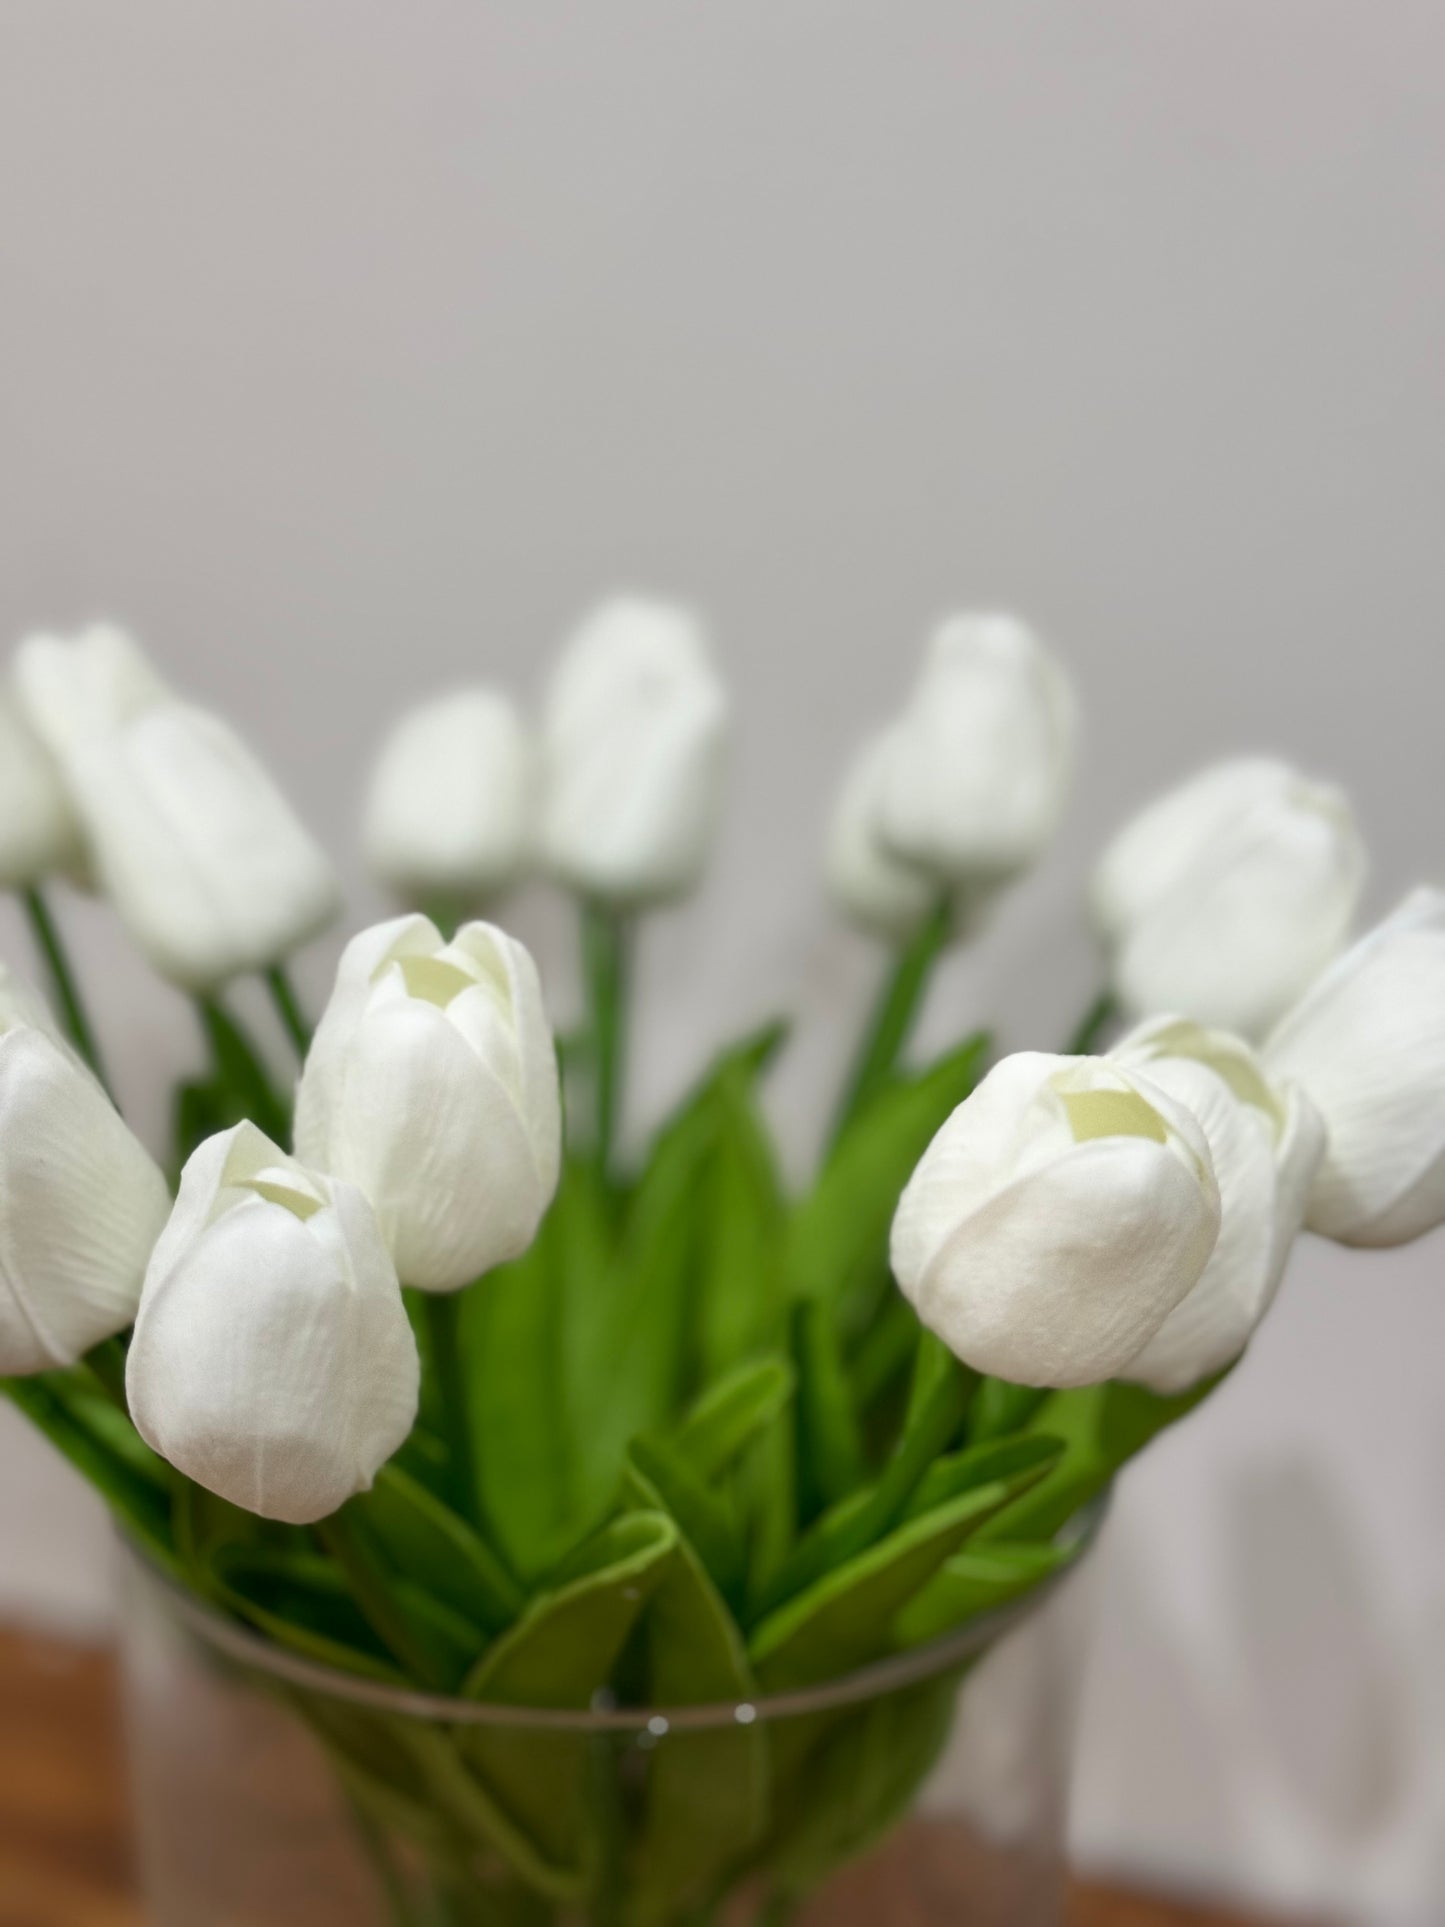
[{"left": 0, "top": 6, "right": 1442, "bottom": 1919}]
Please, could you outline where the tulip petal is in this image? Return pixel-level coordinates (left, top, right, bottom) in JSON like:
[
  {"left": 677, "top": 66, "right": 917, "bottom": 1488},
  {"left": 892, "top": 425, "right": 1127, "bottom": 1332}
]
[
  {"left": 880, "top": 614, "right": 1075, "bottom": 886},
  {"left": 1117, "top": 1056, "right": 1278, "bottom": 1394},
  {"left": 912, "top": 1135, "right": 1219, "bottom": 1387},
  {"left": 0, "top": 1029, "right": 170, "bottom": 1374},
  {"left": 362, "top": 689, "right": 535, "bottom": 901},
  {"left": 824, "top": 728, "right": 937, "bottom": 939},
  {"left": 331, "top": 999, "right": 547, "bottom": 1290},
  {"left": 1104, "top": 764, "right": 1365, "bottom": 1039},
  {"left": 1266, "top": 891, "right": 1445, "bottom": 1245},
  {"left": 540, "top": 597, "right": 729, "bottom": 905}
]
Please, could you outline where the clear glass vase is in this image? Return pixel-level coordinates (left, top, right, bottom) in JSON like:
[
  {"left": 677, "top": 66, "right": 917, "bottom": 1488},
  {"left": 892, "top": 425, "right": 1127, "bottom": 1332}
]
[{"left": 116, "top": 1527, "right": 1098, "bottom": 1927}]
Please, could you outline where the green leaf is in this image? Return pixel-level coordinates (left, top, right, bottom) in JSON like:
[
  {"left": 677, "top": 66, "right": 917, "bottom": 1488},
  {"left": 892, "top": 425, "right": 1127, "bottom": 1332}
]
[
  {"left": 694, "top": 1064, "right": 787, "bottom": 1383},
  {"left": 317, "top": 1506, "right": 487, "bottom": 1690},
  {"left": 969, "top": 1376, "right": 1049, "bottom": 1442},
  {"left": 669, "top": 1356, "right": 795, "bottom": 1482},
  {"left": 901, "top": 1433, "right": 1063, "bottom": 1524},
  {"left": 894, "top": 1541, "right": 1076, "bottom": 1649},
  {"left": 792, "top": 1301, "right": 865, "bottom": 1522},
  {"left": 786, "top": 1032, "right": 989, "bottom": 1321},
  {"left": 573, "top": 1113, "right": 716, "bottom": 1511},
  {"left": 466, "top": 1215, "right": 578, "bottom": 1582},
  {"left": 754, "top": 1343, "right": 970, "bottom": 1617},
  {"left": 761, "top": 1671, "right": 960, "bottom": 1897},
  {"left": 847, "top": 1291, "right": 921, "bottom": 1412},
  {"left": 739, "top": 1399, "right": 797, "bottom": 1608},
  {"left": 360, "top": 1465, "right": 523, "bottom": 1637},
  {"left": 52, "top": 1373, "right": 171, "bottom": 1490},
  {"left": 459, "top": 1512, "right": 676, "bottom": 1884},
  {"left": 576, "top": 1031, "right": 786, "bottom": 1512},
  {"left": 626, "top": 1471, "right": 770, "bottom": 1923},
  {"left": 209, "top": 1545, "right": 408, "bottom": 1684},
  {"left": 3, "top": 1376, "right": 178, "bottom": 1576},
  {"left": 749, "top": 1470, "right": 1050, "bottom": 1695},
  {"left": 976, "top": 1370, "right": 1230, "bottom": 1545},
  {"left": 628, "top": 1436, "right": 746, "bottom": 1611}
]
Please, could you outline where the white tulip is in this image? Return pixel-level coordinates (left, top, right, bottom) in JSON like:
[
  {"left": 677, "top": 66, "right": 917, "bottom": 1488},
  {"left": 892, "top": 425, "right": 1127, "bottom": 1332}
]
[
  {"left": 0, "top": 973, "right": 170, "bottom": 1375},
  {"left": 295, "top": 915, "right": 561, "bottom": 1291},
  {"left": 540, "top": 597, "right": 729, "bottom": 905},
  {"left": 825, "top": 729, "right": 938, "bottom": 939},
  {"left": 0, "top": 683, "right": 87, "bottom": 890},
  {"left": 1110, "top": 1017, "right": 1324, "bottom": 1392},
  {"left": 1264, "top": 887, "right": 1445, "bottom": 1247},
  {"left": 362, "top": 688, "right": 534, "bottom": 908},
  {"left": 1093, "top": 757, "right": 1366, "bottom": 1039},
  {"left": 127, "top": 1122, "right": 418, "bottom": 1524},
  {"left": 890, "top": 1051, "right": 1220, "bottom": 1388},
  {"left": 14, "top": 624, "right": 340, "bottom": 991},
  {"left": 879, "top": 614, "right": 1076, "bottom": 887}
]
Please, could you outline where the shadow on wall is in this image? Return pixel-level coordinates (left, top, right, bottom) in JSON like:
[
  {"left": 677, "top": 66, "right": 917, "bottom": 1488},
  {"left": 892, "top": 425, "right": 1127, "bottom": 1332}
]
[
  {"left": 1077, "top": 1448, "right": 1444, "bottom": 1922},
  {"left": 1074, "top": 1518, "right": 1245, "bottom": 1893},
  {"left": 1222, "top": 1459, "right": 1408, "bottom": 1845}
]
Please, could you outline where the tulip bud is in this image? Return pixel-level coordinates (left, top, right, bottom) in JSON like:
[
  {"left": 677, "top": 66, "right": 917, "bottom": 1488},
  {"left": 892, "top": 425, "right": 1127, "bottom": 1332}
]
[
  {"left": 14, "top": 624, "right": 341, "bottom": 991},
  {"left": 295, "top": 915, "right": 562, "bottom": 1291},
  {"left": 0, "top": 970, "right": 170, "bottom": 1375},
  {"left": 1263, "top": 887, "right": 1445, "bottom": 1247},
  {"left": 362, "top": 688, "right": 534, "bottom": 910},
  {"left": 1093, "top": 757, "right": 1366, "bottom": 1039},
  {"left": 126, "top": 1122, "right": 418, "bottom": 1524},
  {"left": 539, "top": 597, "right": 729, "bottom": 905},
  {"left": 890, "top": 1051, "right": 1221, "bottom": 1388},
  {"left": 0, "top": 684, "right": 87, "bottom": 890},
  {"left": 825, "top": 729, "right": 938, "bottom": 939},
  {"left": 1109, "top": 1017, "right": 1324, "bottom": 1391},
  {"left": 879, "top": 614, "right": 1076, "bottom": 888}
]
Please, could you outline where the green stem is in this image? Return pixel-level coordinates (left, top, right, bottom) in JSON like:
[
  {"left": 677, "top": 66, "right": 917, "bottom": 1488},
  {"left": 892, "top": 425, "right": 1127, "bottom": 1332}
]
[
  {"left": 22, "top": 886, "right": 111, "bottom": 1092},
  {"left": 264, "top": 964, "right": 313, "bottom": 1058},
  {"left": 1065, "top": 987, "right": 1120, "bottom": 1057},
  {"left": 830, "top": 894, "right": 952, "bottom": 1149},
  {"left": 317, "top": 1510, "right": 449, "bottom": 1691},
  {"left": 196, "top": 995, "right": 290, "bottom": 1143},
  {"left": 581, "top": 902, "right": 631, "bottom": 1179},
  {"left": 421, "top": 1292, "right": 475, "bottom": 1518},
  {"left": 170, "top": 1469, "right": 210, "bottom": 1594}
]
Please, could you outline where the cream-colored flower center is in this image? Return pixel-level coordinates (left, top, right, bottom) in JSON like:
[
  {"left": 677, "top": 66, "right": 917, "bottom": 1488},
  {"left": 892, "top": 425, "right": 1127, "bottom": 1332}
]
[
  {"left": 241, "top": 1165, "right": 325, "bottom": 1222},
  {"left": 394, "top": 954, "right": 480, "bottom": 1009},
  {"left": 1059, "top": 1086, "right": 1168, "bottom": 1145}
]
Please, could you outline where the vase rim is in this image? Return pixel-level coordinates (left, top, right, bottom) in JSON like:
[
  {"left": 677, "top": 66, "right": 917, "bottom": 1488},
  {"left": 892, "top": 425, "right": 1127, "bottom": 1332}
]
[{"left": 119, "top": 1495, "right": 1107, "bottom": 1734}]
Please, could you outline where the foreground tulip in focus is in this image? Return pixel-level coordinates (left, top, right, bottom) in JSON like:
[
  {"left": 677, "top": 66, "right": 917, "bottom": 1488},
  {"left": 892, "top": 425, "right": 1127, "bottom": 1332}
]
[
  {"left": 0, "top": 596, "right": 1440, "bottom": 1926},
  {"left": 127, "top": 1122, "right": 418, "bottom": 1524},
  {"left": 295, "top": 914, "right": 562, "bottom": 1291},
  {"left": 1109, "top": 1018, "right": 1324, "bottom": 1393},
  {"left": 0, "top": 966, "right": 170, "bottom": 1375},
  {"left": 890, "top": 1052, "right": 1221, "bottom": 1388}
]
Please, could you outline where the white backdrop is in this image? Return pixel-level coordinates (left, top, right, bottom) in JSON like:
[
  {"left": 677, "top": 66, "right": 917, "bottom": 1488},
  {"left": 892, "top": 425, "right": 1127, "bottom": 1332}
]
[{"left": 1, "top": 7, "right": 1442, "bottom": 1919}]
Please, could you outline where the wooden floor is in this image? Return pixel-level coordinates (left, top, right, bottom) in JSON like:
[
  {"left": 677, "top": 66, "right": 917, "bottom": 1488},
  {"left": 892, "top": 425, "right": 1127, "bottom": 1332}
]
[{"left": 0, "top": 1627, "right": 1289, "bottom": 1927}]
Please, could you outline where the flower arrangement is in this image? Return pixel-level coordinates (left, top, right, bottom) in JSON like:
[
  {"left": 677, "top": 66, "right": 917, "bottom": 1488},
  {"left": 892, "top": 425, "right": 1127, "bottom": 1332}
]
[{"left": 1, "top": 604, "right": 1441, "bottom": 1923}]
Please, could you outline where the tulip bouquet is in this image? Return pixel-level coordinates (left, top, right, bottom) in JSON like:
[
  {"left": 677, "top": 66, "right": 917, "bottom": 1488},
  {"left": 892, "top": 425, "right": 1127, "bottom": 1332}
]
[{"left": 1, "top": 605, "right": 1441, "bottom": 1925}]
